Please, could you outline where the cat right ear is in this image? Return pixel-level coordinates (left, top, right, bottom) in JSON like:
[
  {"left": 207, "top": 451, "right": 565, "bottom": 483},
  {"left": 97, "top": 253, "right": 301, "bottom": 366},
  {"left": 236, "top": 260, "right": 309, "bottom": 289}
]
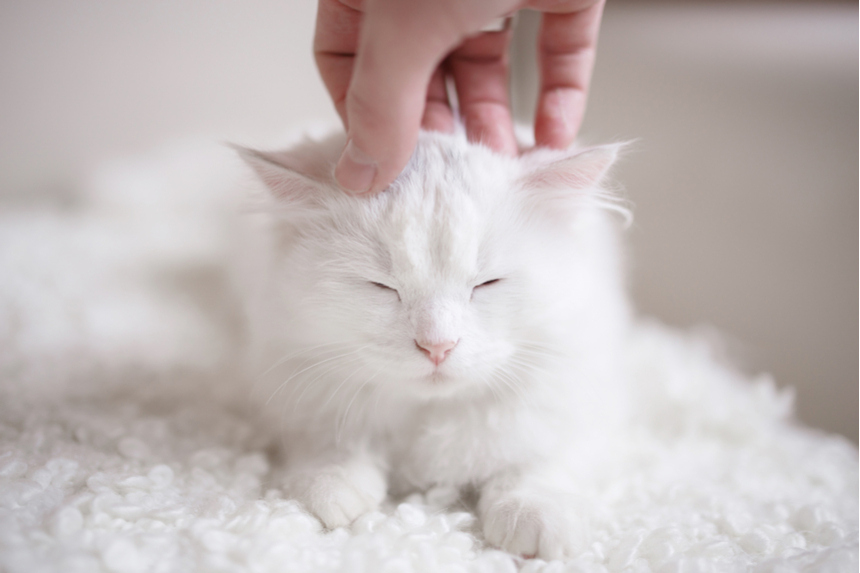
[{"left": 231, "top": 144, "right": 324, "bottom": 206}]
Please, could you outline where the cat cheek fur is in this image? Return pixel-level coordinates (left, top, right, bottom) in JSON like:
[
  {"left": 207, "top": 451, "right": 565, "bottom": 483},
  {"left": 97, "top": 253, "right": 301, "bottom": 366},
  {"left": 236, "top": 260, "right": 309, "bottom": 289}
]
[{"left": 234, "top": 129, "right": 630, "bottom": 559}]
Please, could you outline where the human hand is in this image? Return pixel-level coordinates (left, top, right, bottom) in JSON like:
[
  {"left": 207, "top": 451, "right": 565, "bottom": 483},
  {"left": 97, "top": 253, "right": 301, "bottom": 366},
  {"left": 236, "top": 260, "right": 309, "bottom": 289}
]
[{"left": 314, "top": 0, "right": 605, "bottom": 194}]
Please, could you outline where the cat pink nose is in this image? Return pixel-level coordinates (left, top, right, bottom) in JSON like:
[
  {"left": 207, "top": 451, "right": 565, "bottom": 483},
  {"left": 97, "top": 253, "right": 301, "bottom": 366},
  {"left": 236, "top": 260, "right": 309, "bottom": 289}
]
[{"left": 415, "top": 339, "right": 458, "bottom": 365}]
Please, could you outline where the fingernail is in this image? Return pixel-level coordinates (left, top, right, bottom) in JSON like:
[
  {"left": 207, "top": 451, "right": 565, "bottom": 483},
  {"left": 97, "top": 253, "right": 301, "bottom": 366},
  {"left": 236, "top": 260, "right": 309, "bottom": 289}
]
[{"left": 335, "top": 139, "right": 377, "bottom": 194}]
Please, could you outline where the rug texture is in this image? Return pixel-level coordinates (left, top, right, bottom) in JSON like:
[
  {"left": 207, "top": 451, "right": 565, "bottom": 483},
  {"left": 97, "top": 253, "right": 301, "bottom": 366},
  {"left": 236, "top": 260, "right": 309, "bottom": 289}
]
[{"left": 0, "top": 140, "right": 856, "bottom": 573}]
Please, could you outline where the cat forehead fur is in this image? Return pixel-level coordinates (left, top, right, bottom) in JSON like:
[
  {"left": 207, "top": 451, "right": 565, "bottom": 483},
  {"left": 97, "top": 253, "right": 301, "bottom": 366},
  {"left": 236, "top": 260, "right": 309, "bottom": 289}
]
[
  {"left": 365, "top": 134, "right": 527, "bottom": 294},
  {"left": 269, "top": 132, "right": 551, "bottom": 294}
]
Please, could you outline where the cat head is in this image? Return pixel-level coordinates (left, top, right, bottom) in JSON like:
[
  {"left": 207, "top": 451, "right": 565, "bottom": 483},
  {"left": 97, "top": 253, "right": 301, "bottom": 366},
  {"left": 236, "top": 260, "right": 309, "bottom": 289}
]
[{"left": 238, "top": 131, "right": 627, "bottom": 402}]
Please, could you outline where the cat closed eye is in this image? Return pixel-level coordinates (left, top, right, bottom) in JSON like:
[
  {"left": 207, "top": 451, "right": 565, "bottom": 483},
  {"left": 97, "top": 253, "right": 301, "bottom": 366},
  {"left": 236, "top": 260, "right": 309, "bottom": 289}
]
[
  {"left": 474, "top": 279, "right": 501, "bottom": 289},
  {"left": 370, "top": 281, "right": 397, "bottom": 292}
]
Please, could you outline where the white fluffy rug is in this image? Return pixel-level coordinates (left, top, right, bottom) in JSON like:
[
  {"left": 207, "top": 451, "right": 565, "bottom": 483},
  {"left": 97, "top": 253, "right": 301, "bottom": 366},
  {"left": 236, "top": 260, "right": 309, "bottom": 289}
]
[{"left": 1, "top": 141, "right": 856, "bottom": 573}]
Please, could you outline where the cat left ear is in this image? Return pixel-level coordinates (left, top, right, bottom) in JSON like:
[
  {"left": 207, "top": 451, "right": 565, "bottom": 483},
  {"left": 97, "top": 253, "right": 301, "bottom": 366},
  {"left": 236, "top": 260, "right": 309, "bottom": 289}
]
[
  {"left": 519, "top": 144, "right": 631, "bottom": 224},
  {"left": 520, "top": 145, "right": 620, "bottom": 192},
  {"left": 231, "top": 144, "right": 324, "bottom": 205}
]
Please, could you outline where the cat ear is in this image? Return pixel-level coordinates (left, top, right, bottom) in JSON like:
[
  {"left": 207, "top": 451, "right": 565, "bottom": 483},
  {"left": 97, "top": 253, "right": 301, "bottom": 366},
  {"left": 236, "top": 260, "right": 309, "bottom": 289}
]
[
  {"left": 520, "top": 144, "right": 620, "bottom": 192},
  {"left": 519, "top": 144, "right": 630, "bottom": 224},
  {"left": 231, "top": 144, "right": 325, "bottom": 205}
]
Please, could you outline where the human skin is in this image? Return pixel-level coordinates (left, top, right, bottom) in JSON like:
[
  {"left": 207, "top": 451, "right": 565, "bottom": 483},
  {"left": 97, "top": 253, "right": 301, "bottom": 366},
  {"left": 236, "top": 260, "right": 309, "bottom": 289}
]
[{"left": 314, "top": 0, "right": 605, "bottom": 194}]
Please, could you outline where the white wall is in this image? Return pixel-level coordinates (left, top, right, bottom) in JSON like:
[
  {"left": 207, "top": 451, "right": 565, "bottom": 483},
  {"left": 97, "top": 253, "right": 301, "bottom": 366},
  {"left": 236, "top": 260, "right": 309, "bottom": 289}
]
[
  {"left": 574, "top": 3, "right": 858, "bottom": 441},
  {"left": 1, "top": 1, "right": 856, "bottom": 440},
  {"left": 0, "top": 0, "right": 336, "bottom": 198}
]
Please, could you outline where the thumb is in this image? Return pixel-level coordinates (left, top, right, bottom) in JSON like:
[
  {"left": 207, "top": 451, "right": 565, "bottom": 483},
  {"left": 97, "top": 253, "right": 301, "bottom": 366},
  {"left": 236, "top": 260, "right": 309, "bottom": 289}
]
[{"left": 335, "top": 0, "right": 510, "bottom": 194}]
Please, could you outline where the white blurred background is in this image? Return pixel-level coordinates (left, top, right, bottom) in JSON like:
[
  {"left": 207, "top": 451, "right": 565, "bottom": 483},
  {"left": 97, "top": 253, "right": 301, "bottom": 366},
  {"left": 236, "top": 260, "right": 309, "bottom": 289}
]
[{"left": 0, "top": 1, "right": 856, "bottom": 441}]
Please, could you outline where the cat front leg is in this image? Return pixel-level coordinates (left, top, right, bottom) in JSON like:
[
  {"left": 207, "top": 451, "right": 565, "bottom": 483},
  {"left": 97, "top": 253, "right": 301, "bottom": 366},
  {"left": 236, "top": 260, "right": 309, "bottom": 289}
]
[
  {"left": 284, "top": 451, "right": 387, "bottom": 529},
  {"left": 478, "top": 466, "right": 590, "bottom": 560}
]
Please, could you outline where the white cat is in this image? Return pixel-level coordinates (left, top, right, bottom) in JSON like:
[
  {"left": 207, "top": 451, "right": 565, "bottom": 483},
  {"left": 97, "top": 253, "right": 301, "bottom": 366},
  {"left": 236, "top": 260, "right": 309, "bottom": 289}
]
[{"left": 234, "top": 129, "right": 631, "bottom": 559}]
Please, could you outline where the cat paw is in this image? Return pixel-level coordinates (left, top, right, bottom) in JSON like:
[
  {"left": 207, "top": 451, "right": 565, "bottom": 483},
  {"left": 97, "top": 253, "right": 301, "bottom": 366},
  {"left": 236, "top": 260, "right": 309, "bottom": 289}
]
[
  {"left": 297, "top": 471, "right": 379, "bottom": 529},
  {"left": 482, "top": 495, "right": 582, "bottom": 560}
]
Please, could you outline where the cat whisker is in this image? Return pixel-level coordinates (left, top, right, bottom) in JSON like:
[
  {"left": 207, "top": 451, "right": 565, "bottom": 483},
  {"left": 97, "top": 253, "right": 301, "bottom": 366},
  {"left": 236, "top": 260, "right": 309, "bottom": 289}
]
[
  {"left": 317, "top": 354, "right": 374, "bottom": 410},
  {"left": 511, "top": 341, "right": 566, "bottom": 359},
  {"left": 506, "top": 356, "right": 553, "bottom": 377},
  {"left": 259, "top": 340, "right": 360, "bottom": 380},
  {"left": 490, "top": 367, "right": 535, "bottom": 408},
  {"left": 266, "top": 345, "right": 371, "bottom": 405},
  {"left": 335, "top": 359, "right": 391, "bottom": 445},
  {"left": 289, "top": 341, "right": 366, "bottom": 372},
  {"left": 478, "top": 367, "right": 502, "bottom": 402},
  {"left": 256, "top": 343, "right": 357, "bottom": 397},
  {"left": 490, "top": 374, "right": 527, "bottom": 405},
  {"left": 371, "top": 380, "right": 386, "bottom": 426},
  {"left": 289, "top": 355, "right": 365, "bottom": 412}
]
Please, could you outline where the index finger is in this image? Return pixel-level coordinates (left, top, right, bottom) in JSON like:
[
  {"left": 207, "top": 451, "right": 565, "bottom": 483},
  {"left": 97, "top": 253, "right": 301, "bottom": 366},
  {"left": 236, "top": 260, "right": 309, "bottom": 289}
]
[
  {"left": 313, "top": 0, "right": 364, "bottom": 127},
  {"left": 533, "top": 1, "right": 605, "bottom": 148}
]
